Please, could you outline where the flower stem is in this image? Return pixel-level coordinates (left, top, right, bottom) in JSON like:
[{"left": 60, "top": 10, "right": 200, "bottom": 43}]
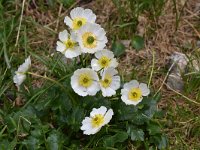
[
  {"left": 27, "top": 72, "right": 67, "bottom": 93},
  {"left": 148, "top": 49, "right": 155, "bottom": 88},
  {"left": 79, "top": 55, "right": 84, "bottom": 67}
]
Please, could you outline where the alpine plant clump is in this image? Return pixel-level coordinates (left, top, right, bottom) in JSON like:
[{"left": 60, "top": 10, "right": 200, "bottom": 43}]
[{"left": 13, "top": 7, "right": 167, "bottom": 149}]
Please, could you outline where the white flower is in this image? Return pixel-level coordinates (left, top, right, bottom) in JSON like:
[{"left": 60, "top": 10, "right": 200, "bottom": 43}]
[
  {"left": 56, "top": 30, "right": 81, "bottom": 58},
  {"left": 13, "top": 56, "right": 31, "bottom": 87},
  {"left": 64, "top": 7, "right": 96, "bottom": 31},
  {"left": 99, "top": 68, "right": 120, "bottom": 97},
  {"left": 121, "top": 80, "right": 150, "bottom": 105},
  {"left": 91, "top": 49, "right": 118, "bottom": 71},
  {"left": 77, "top": 23, "right": 107, "bottom": 54},
  {"left": 81, "top": 106, "right": 114, "bottom": 135},
  {"left": 71, "top": 68, "right": 100, "bottom": 96}
]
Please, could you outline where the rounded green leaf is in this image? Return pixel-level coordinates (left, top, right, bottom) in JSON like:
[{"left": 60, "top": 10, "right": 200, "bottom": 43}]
[
  {"left": 131, "top": 35, "right": 144, "bottom": 51},
  {"left": 111, "top": 41, "right": 126, "bottom": 57}
]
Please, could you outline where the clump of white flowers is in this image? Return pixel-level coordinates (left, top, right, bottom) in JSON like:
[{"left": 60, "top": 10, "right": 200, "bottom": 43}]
[
  {"left": 59, "top": 7, "right": 151, "bottom": 135},
  {"left": 13, "top": 56, "right": 31, "bottom": 87},
  {"left": 13, "top": 7, "right": 151, "bottom": 136}
]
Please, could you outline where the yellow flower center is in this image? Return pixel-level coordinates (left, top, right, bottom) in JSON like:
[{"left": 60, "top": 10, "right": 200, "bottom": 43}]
[
  {"left": 100, "top": 74, "right": 112, "bottom": 88},
  {"left": 91, "top": 114, "right": 104, "bottom": 128},
  {"left": 98, "top": 56, "right": 111, "bottom": 68},
  {"left": 128, "top": 88, "right": 142, "bottom": 101},
  {"left": 78, "top": 73, "right": 93, "bottom": 87},
  {"left": 72, "top": 17, "right": 86, "bottom": 30},
  {"left": 82, "top": 32, "right": 97, "bottom": 49},
  {"left": 64, "top": 39, "right": 75, "bottom": 49}
]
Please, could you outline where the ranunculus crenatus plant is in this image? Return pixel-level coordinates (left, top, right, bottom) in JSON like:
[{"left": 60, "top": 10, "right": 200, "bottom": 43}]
[{"left": 12, "top": 7, "right": 167, "bottom": 149}]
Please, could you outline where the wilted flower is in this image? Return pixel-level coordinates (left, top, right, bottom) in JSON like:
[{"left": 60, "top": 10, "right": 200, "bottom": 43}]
[
  {"left": 56, "top": 30, "right": 81, "bottom": 58},
  {"left": 91, "top": 49, "right": 118, "bottom": 71},
  {"left": 77, "top": 23, "right": 107, "bottom": 54},
  {"left": 13, "top": 56, "right": 31, "bottom": 87},
  {"left": 81, "top": 106, "right": 113, "bottom": 135},
  {"left": 64, "top": 7, "right": 96, "bottom": 31},
  {"left": 121, "top": 80, "right": 150, "bottom": 105},
  {"left": 99, "top": 68, "right": 120, "bottom": 97},
  {"left": 71, "top": 68, "right": 100, "bottom": 96}
]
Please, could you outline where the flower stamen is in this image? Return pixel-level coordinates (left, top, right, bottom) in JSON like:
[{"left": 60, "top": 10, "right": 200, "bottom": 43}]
[
  {"left": 72, "top": 17, "right": 86, "bottom": 30},
  {"left": 100, "top": 75, "right": 112, "bottom": 88},
  {"left": 128, "top": 88, "right": 142, "bottom": 101},
  {"left": 98, "top": 56, "right": 110, "bottom": 68},
  {"left": 64, "top": 39, "right": 75, "bottom": 49},
  {"left": 91, "top": 114, "right": 104, "bottom": 128},
  {"left": 82, "top": 32, "right": 97, "bottom": 49},
  {"left": 79, "top": 74, "right": 93, "bottom": 87}
]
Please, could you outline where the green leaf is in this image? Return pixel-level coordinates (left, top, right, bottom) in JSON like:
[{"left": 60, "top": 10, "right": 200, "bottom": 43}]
[
  {"left": 158, "top": 135, "right": 168, "bottom": 149},
  {"left": 0, "top": 139, "right": 9, "bottom": 150},
  {"left": 67, "top": 107, "right": 84, "bottom": 132},
  {"left": 46, "top": 0, "right": 55, "bottom": 7},
  {"left": 144, "top": 104, "right": 157, "bottom": 118},
  {"left": 153, "top": 92, "right": 162, "bottom": 102},
  {"left": 31, "top": 128, "right": 42, "bottom": 139},
  {"left": 23, "top": 137, "right": 40, "bottom": 150},
  {"left": 46, "top": 131, "right": 64, "bottom": 150},
  {"left": 139, "top": 97, "right": 158, "bottom": 118},
  {"left": 61, "top": 0, "right": 75, "bottom": 7},
  {"left": 111, "top": 41, "right": 126, "bottom": 57},
  {"left": 131, "top": 113, "right": 149, "bottom": 125},
  {"left": 127, "top": 126, "right": 144, "bottom": 141},
  {"left": 131, "top": 35, "right": 144, "bottom": 51},
  {"left": 4, "top": 116, "right": 17, "bottom": 133},
  {"left": 115, "top": 101, "right": 149, "bottom": 125},
  {"left": 147, "top": 122, "right": 161, "bottom": 135},
  {"left": 149, "top": 135, "right": 168, "bottom": 149},
  {"left": 103, "top": 131, "right": 128, "bottom": 147}
]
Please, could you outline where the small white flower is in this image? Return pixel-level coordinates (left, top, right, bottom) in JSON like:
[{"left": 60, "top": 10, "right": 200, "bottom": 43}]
[
  {"left": 71, "top": 68, "right": 100, "bottom": 96},
  {"left": 121, "top": 80, "right": 150, "bottom": 106},
  {"left": 13, "top": 56, "right": 31, "bottom": 87},
  {"left": 91, "top": 49, "right": 118, "bottom": 71},
  {"left": 99, "top": 68, "right": 120, "bottom": 97},
  {"left": 77, "top": 23, "right": 107, "bottom": 54},
  {"left": 81, "top": 106, "right": 114, "bottom": 135},
  {"left": 56, "top": 30, "right": 81, "bottom": 58},
  {"left": 64, "top": 7, "right": 96, "bottom": 31}
]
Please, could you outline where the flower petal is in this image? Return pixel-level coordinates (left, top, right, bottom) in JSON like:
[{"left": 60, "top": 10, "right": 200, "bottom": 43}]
[
  {"left": 70, "top": 7, "right": 84, "bottom": 19},
  {"left": 103, "top": 109, "right": 114, "bottom": 125},
  {"left": 83, "top": 127, "right": 101, "bottom": 135},
  {"left": 139, "top": 83, "right": 150, "bottom": 96},
  {"left": 64, "top": 16, "right": 73, "bottom": 28},
  {"left": 90, "top": 106, "right": 107, "bottom": 117},
  {"left": 83, "top": 9, "right": 96, "bottom": 23},
  {"left": 124, "top": 80, "right": 139, "bottom": 89},
  {"left": 64, "top": 46, "right": 81, "bottom": 58},
  {"left": 91, "top": 59, "right": 101, "bottom": 71},
  {"left": 13, "top": 74, "right": 26, "bottom": 87},
  {"left": 86, "top": 81, "right": 100, "bottom": 96},
  {"left": 59, "top": 30, "right": 69, "bottom": 42},
  {"left": 56, "top": 41, "right": 66, "bottom": 53},
  {"left": 101, "top": 87, "right": 116, "bottom": 97}
]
